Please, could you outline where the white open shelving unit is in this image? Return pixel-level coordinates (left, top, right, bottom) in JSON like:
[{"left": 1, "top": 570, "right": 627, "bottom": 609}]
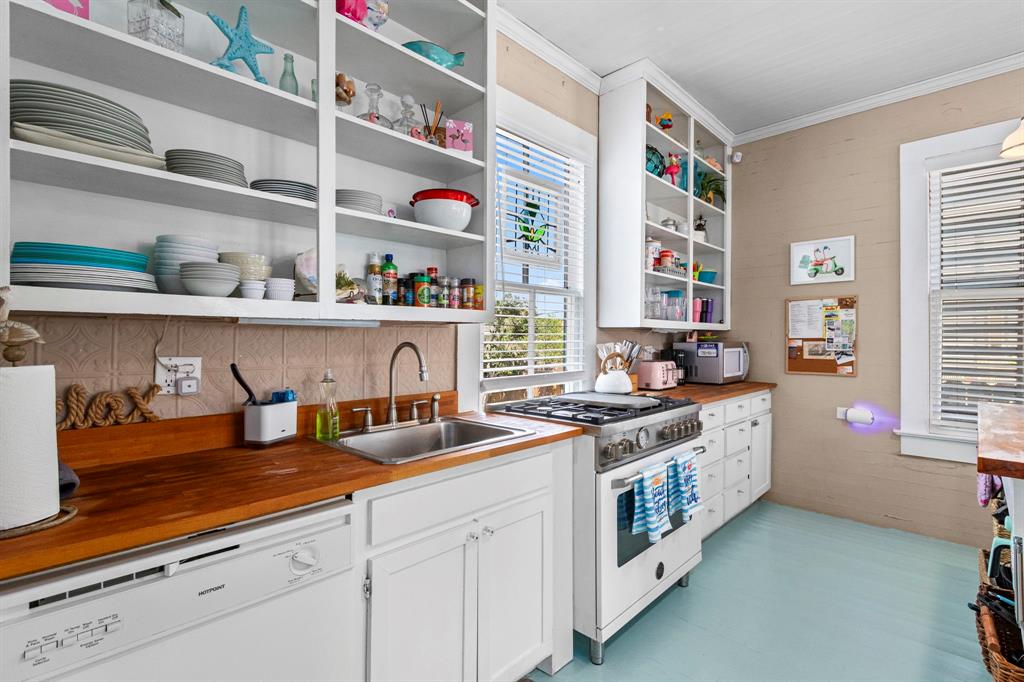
[
  {"left": 0, "top": 0, "right": 495, "bottom": 323},
  {"left": 598, "top": 67, "right": 732, "bottom": 331}
]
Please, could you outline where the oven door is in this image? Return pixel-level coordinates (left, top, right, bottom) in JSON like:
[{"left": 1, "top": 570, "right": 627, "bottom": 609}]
[{"left": 595, "top": 439, "right": 704, "bottom": 632}]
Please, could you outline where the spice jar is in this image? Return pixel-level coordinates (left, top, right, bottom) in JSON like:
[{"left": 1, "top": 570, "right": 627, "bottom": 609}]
[
  {"left": 449, "top": 278, "right": 462, "bottom": 309},
  {"left": 659, "top": 249, "right": 675, "bottom": 268},
  {"left": 413, "top": 275, "right": 431, "bottom": 307},
  {"left": 439, "top": 277, "right": 450, "bottom": 308},
  {"left": 461, "top": 278, "right": 475, "bottom": 309},
  {"left": 474, "top": 282, "right": 484, "bottom": 310}
]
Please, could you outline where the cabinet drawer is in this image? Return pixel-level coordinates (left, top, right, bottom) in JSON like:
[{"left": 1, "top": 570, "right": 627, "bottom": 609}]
[
  {"left": 725, "top": 399, "right": 751, "bottom": 424},
  {"left": 751, "top": 392, "right": 772, "bottom": 415},
  {"left": 700, "top": 405, "right": 724, "bottom": 431},
  {"left": 725, "top": 421, "right": 751, "bottom": 456},
  {"left": 724, "top": 451, "right": 750, "bottom": 488},
  {"left": 700, "top": 430, "right": 725, "bottom": 466},
  {"left": 368, "top": 453, "right": 552, "bottom": 546},
  {"left": 723, "top": 482, "right": 751, "bottom": 521},
  {"left": 701, "top": 494, "right": 723, "bottom": 538},
  {"left": 701, "top": 460, "right": 724, "bottom": 499}
]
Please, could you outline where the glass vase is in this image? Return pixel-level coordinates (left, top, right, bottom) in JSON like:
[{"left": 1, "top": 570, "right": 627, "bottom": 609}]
[
  {"left": 357, "top": 83, "right": 394, "bottom": 130},
  {"left": 127, "top": 0, "right": 184, "bottom": 54},
  {"left": 279, "top": 53, "right": 299, "bottom": 95}
]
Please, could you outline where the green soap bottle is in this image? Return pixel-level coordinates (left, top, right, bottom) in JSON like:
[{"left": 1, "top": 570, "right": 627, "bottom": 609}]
[{"left": 382, "top": 253, "right": 398, "bottom": 305}]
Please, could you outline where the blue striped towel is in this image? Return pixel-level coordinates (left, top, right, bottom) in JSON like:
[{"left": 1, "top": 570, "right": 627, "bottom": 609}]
[
  {"left": 672, "top": 450, "right": 703, "bottom": 520},
  {"left": 631, "top": 462, "right": 671, "bottom": 543}
]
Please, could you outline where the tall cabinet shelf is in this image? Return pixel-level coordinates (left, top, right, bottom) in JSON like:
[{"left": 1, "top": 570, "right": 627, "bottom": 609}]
[
  {"left": 598, "top": 73, "right": 732, "bottom": 331},
  {"left": 0, "top": 0, "right": 495, "bottom": 323}
]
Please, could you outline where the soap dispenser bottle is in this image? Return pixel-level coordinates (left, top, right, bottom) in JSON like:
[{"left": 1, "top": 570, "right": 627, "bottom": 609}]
[{"left": 316, "top": 368, "right": 340, "bottom": 441}]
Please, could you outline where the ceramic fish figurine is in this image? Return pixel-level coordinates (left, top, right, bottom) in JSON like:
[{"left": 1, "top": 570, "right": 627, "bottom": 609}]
[
  {"left": 402, "top": 41, "right": 465, "bottom": 69},
  {"left": 657, "top": 111, "right": 673, "bottom": 130}
]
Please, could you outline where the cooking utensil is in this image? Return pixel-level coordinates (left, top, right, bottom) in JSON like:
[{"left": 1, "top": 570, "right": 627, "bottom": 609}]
[{"left": 230, "top": 362, "right": 258, "bottom": 405}]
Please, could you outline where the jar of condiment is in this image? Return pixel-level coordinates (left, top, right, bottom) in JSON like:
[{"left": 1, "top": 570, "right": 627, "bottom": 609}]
[
  {"left": 449, "top": 278, "right": 462, "bottom": 309},
  {"left": 659, "top": 249, "right": 675, "bottom": 268},
  {"left": 474, "top": 282, "right": 484, "bottom": 310},
  {"left": 426, "top": 266, "right": 439, "bottom": 280},
  {"left": 397, "top": 278, "right": 407, "bottom": 306},
  {"left": 403, "top": 277, "right": 415, "bottom": 306},
  {"left": 461, "top": 278, "right": 475, "bottom": 309},
  {"left": 413, "top": 275, "right": 431, "bottom": 307},
  {"left": 646, "top": 239, "right": 661, "bottom": 269},
  {"left": 438, "top": 277, "right": 450, "bottom": 308}
]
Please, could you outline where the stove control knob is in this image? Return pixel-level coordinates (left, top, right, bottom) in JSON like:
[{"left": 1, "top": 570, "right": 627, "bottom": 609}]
[
  {"left": 620, "top": 438, "right": 635, "bottom": 455},
  {"left": 605, "top": 442, "right": 623, "bottom": 461},
  {"left": 290, "top": 547, "right": 320, "bottom": 575},
  {"left": 684, "top": 420, "right": 695, "bottom": 435},
  {"left": 672, "top": 423, "right": 684, "bottom": 439},
  {"left": 660, "top": 426, "right": 675, "bottom": 441}
]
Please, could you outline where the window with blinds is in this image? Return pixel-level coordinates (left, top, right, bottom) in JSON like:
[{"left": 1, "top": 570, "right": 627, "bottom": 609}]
[
  {"left": 928, "top": 158, "right": 1024, "bottom": 432},
  {"left": 482, "top": 130, "right": 585, "bottom": 401}
]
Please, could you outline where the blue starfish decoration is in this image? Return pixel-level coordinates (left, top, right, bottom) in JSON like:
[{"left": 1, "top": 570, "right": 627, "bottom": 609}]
[{"left": 207, "top": 6, "right": 274, "bottom": 84}]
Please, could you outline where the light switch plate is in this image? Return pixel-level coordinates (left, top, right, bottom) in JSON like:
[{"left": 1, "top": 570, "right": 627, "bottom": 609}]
[{"left": 155, "top": 356, "right": 202, "bottom": 395}]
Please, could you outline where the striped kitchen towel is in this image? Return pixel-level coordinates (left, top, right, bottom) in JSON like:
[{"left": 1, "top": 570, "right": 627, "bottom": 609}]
[{"left": 631, "top": 462, "right": 671, "bottom": 543}]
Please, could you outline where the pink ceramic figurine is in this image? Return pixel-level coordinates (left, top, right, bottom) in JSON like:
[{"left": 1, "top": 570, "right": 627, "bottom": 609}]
[
  {"left": 664, "top": 153, "right": 682, "bottom": 186},
  {"left": 337, "top": 0, "right": 367, "bottom": 22}
]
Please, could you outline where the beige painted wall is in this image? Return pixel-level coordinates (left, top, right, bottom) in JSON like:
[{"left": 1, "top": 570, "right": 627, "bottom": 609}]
[
  {"left": 496, "top": 33, "right": 598, "bottom": 136},
  {"left": 729, "top": 69, "right": 1024, "bottom": 546}
]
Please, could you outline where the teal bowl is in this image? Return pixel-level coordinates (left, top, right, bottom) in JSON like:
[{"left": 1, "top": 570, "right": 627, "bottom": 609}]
[{"left": 697, "top": 270, "right": 718, "bottom": 284}]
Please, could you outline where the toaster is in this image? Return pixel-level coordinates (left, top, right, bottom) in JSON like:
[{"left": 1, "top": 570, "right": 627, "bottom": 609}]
[{"left": 637, "top": 361, "right": 678, "bottom": 390}]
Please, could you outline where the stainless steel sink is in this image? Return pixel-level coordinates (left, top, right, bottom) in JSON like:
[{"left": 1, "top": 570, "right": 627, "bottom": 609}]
[{"left": 326, "top": 418, "right": 534, "bottom": 465}]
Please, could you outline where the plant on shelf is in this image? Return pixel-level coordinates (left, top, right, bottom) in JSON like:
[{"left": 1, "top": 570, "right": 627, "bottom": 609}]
[{"left": 697, "top": 174, "right": 726, "bottom": 206}]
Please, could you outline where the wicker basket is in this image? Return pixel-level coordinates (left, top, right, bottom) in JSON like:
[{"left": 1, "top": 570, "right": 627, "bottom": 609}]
[
  {"left": 977, "top": 600, "right": 1024, "bottom": 682},
  {"left": 981, "top": 548, "right": 1016, "bottom": 599}
]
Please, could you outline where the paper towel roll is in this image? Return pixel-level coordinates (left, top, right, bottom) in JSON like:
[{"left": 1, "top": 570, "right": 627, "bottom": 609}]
[{"left": 0, "top": 365, "right": 59, "bottom": 530}]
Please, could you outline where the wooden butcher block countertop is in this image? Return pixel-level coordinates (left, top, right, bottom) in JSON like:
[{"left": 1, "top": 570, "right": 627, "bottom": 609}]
[
  {"left": 641, "top": 381, "right": 777, "bottom": 404},
  {"left": 977, "top": 403, "right": 1024, "bottom": 478},
  {"left": 0, "top": 413, "right": 580, "bottom": 581}
]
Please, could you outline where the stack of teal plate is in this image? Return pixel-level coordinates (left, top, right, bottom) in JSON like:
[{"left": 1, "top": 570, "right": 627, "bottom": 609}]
[{"left": 10, "top": 242, "right": 156, "bottom": 293}]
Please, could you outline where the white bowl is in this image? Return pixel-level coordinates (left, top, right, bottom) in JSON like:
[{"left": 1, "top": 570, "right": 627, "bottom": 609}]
[
  {"left": 182, "top": 277, "right": 238, "bottom": 297},
  {"left": 181, "top": 262, "right": 240, "bottom": 275},
  {"left": 156, "top": 247, "right": 219, "bottom": 259},
  {"left": 265, "top": 277, "right": 295, "bottom": 286},
  {"left": 412, "top": 198, "right": 472, "bottom": 231},
  {"left": 155, "top": 274, "right": 187, "bottom": 295},
  {"left": 219, "top": 252, "right": 267, "bottom": 266},
  {"left": 266, "top": 289, "right": 294, "bottom": 301},
  {"left": 156, "top": 234, "right": 218, "bottom": 250},
  {"left": 240, "top": 289, "right": 265, "bottom": 300}
]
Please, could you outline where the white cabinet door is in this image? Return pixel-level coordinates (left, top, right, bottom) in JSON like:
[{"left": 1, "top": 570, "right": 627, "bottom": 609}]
[
  {"left": 477, "top": 494, "right": 553, "bottom": 682},
  {"left": 750, "top": 414, "right": 772, "bottom": 500},
  {"left": 367, "top": 524, "right": 478, "bottom": 682}
]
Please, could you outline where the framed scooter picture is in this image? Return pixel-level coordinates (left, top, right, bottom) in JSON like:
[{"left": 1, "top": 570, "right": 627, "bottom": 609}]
[{"left": 790, "top": 235, "right": 856, "bottom": 285}]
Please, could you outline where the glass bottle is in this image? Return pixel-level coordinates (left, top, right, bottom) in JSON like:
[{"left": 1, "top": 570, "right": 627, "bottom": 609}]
[
  {"left": 366, "top": 252, "right": 383, "bottom": 305},
  {"left": 316, "top": 369, "right": 340, "bottom": 441},
  {"left": 279, "top": 53, "right": 299, "bottom": 95},
  {"left": 382, "top": 254, "right": 399, "bottom": 305},
  {"left": 394, "top": 94, "right": 419, "bottom": 136},
  {"left": 358, "top": 83, "right": 394, "bottom": 130}
]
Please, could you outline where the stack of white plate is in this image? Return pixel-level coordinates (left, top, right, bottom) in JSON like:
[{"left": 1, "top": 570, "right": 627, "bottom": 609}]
[
  {"left": 154, "top": 235, "right": 219, "bottom": 295},
  {"left": 166, "top": 149, "right": 247, "bottom": 187},
  {"left": 9, "top": 263, "right": 156, "bottom": 293},
  {"left": 250, "top": 179, "right": 316, "bottom": 202},
  {"left": 218, "top": 252, "right": 271, "bottom": 281},
  {"left": 265, "top": 277, "right": 296, "bottom": 301},
  {"left": 239, "top": 280, "right": 267, "bottom": 300},
  {"left": 336, "top": 189, "right": 383, "bottom": 215},
  {"left": 180, "top": 262, "right": 241, "bottom": 297},
  {"left": 11, "top": 79, "right": 154, "bottom": 154}
]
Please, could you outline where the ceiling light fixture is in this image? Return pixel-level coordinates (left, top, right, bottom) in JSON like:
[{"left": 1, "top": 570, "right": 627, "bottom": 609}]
[{"left": 1000, "top": 118, "right": 1024, "bottom": 159}]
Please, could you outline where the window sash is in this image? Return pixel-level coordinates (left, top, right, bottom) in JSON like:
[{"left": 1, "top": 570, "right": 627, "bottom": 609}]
[
  {"left": 927, "top": 158, "right": 1024, "bottom": 433},
  {"left": 484, "top": 129, "right": 586, "bottom": 389}
]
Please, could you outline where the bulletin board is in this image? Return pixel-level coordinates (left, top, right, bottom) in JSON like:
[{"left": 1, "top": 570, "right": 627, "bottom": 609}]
[{"left": 785, "top": 296, "right": 858, "bottom": 377}]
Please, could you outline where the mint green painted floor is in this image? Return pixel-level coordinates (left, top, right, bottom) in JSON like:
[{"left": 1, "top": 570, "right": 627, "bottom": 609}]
[{"left": 548, "top": 502, "right": 987, "bottom": 682}]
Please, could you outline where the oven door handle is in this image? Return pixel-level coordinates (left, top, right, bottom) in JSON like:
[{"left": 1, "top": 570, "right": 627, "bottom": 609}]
[{"left": 610, "top": 446, "right": 706, "bottom": 489}]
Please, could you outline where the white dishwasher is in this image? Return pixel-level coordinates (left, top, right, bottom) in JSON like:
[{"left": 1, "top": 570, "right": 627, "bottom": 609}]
[{"left": 1, "top": 500, "right": 356, "bottom": 682}]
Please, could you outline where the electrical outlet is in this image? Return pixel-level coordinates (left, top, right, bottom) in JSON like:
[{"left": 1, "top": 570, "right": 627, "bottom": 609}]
[{"left": 155, "top": 356, "right": 202, "bottom": 395}]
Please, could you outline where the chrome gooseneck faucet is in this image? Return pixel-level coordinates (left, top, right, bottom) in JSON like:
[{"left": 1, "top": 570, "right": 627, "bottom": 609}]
[{"left": 387, "top": 342, "right": 429, "bottom": 426}]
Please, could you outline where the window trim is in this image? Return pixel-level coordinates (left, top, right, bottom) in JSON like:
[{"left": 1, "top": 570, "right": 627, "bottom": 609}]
[
  {"left": 898, "top": 118, "right": 1020, "bottom": 462},
  {"left": 456, "top": 87, "right": 598, "bottom": 411}
]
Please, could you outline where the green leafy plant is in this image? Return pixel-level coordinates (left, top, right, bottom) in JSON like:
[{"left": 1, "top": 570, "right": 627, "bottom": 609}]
[{"left": 698, "top": 175, "right": 726, "bottom": 206}]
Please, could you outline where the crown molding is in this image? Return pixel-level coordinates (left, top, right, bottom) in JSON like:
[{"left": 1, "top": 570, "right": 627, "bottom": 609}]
[
  {"left": 600, "top": 58, "right": 736, "bottom": 147},
  {"left": 734, "top": 52, "right": 1024, "bottom": 145},
  {"left": 494, "top": 5, "right": 602, "bottom": 94}
]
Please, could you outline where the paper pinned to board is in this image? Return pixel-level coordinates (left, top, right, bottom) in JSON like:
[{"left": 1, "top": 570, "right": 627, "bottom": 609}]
[{"left": 788, "top": 299, "right": 824, "bottom": 338}]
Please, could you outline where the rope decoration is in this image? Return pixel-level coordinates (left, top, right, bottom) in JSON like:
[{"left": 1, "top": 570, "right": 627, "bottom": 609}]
[{"left": 56, "top": 383, "right": 162, "bottom": 431}]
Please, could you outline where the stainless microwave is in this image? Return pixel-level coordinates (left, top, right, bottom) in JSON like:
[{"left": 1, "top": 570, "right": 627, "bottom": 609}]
[{"left": 672, "top": 342, "right": 749, "bottom": 384}]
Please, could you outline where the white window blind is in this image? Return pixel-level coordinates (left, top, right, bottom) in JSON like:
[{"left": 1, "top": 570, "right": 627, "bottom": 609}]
[
  {"left": 928, "top": 158, "right": 1024, "bottom": 432},
  {"left": 482, "top": 129, "right": 585, "bottom": 391}
]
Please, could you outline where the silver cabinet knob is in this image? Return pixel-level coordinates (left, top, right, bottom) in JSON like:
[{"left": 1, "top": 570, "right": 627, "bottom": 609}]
[
  {"left": 482, "top": 527, "right": 495, "bottom": 537},
  {"left": 467, "top": 531, "right": 479, "bottom": 542}
]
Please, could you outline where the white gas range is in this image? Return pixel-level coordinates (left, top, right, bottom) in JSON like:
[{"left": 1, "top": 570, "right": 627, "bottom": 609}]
[{"left": 493, "top": 392, "right": 704, "bottom": 664}]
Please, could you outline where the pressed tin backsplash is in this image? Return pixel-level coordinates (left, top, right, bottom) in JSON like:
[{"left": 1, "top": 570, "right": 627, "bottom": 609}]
[{"left": 12, "top": 315, "right": 457, "bottom": 420}]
